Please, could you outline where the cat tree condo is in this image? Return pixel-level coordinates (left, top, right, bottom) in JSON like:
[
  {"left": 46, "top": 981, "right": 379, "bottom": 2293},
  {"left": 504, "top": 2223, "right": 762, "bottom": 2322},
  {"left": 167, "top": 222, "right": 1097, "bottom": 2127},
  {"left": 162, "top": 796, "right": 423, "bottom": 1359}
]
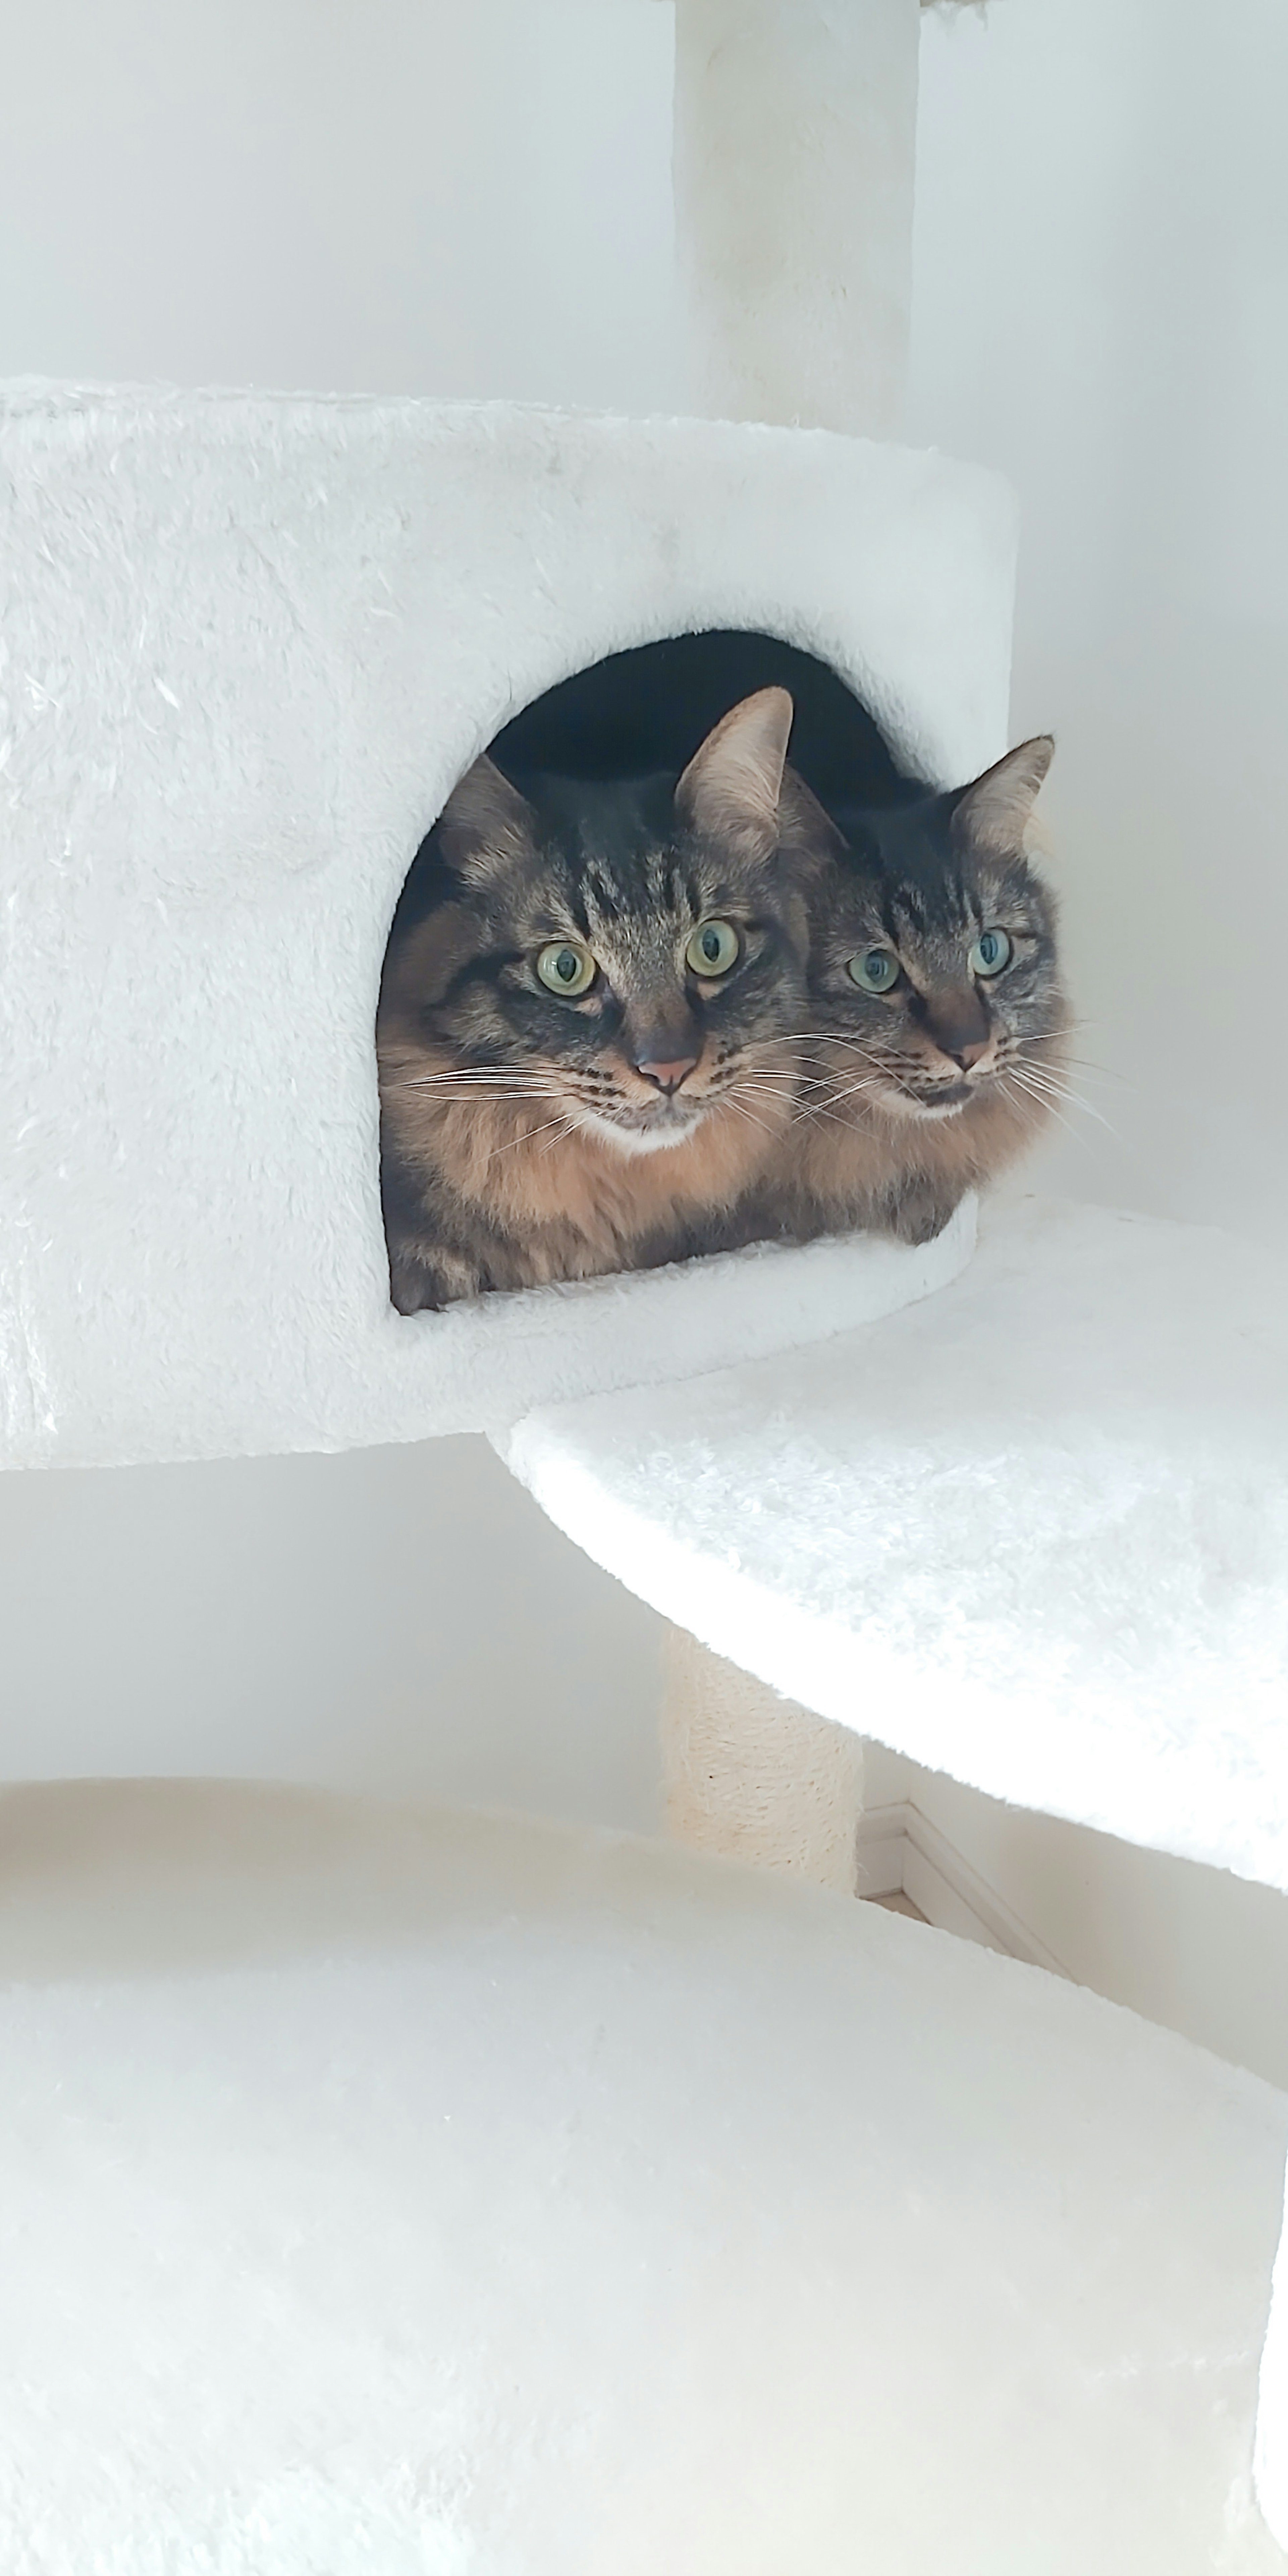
[{"left": 0, "top": 2, "right": 1285, "bottom": 2565}]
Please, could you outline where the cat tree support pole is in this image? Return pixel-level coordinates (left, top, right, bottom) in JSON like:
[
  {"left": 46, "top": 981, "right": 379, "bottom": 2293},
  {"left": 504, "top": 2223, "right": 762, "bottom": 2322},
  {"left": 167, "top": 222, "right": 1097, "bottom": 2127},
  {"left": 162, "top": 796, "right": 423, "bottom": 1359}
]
[
  {"left": 661, "top": 0, "right": 921, "bottom": 1889},
  {"left": 672, "top": 0, "right": 920, "bottom": 438}
]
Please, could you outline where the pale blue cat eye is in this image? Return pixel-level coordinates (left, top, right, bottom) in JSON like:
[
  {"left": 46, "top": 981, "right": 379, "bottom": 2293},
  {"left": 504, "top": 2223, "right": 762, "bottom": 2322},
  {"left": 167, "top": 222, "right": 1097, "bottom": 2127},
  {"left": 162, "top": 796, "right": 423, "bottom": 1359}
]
[
  {"left": 535, "top": 940, "right": 596, "bottom": 997},
  {"left": 846, "top": 946, "right": 902, "bottom": 994},
  {"left": 969, "top": 929, "right": 1014, "bottom": 979},
  {"left": 685, "top": 919, "right": 741, "bottom": 977}
]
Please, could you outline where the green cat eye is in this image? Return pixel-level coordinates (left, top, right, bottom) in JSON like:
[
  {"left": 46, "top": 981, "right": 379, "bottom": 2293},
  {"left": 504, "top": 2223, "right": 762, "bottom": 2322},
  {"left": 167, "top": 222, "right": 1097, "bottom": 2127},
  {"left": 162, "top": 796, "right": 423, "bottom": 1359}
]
[
  {"left": 846, "top": 946, "right": 902, "bottom": 994},
  {"left": 969, "top": 928, "right": 1014, "bottom": 979},
  {"left": 685, "top": 919, "right": 741, "bottom": 978},
  {"left": 535, "top": 940, "right": 597, "bottom": 997}
]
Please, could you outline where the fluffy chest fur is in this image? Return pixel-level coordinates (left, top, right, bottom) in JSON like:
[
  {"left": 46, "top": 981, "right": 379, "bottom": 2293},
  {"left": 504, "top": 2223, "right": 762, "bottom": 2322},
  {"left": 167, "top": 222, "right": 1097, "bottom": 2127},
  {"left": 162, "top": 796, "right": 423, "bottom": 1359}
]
[
  {"left": 377, "top": 687, "right": 814, "bottom": 1310},
  {"left": 379, "top": 1026, "right": 794, "bottom": 1297},
  {"left": 783, "top": 1060, "right": 1044, "bottom": 1240}
]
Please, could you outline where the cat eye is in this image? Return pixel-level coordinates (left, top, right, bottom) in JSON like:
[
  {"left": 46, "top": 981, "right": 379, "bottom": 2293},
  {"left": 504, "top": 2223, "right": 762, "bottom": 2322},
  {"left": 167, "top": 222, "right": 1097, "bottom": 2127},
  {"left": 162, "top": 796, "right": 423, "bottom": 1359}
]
[
  {"left": 535, "top": 940, "right": 597, "bottom": 997},
  {"left": 685, "top": 919, "right": 741, "bottom": 977},
  {"left": 969, "top": 929, "right": 1014, "bottom": 979},
  {"left": 846, "top": 946, "right": 902, "bottom": 994}
]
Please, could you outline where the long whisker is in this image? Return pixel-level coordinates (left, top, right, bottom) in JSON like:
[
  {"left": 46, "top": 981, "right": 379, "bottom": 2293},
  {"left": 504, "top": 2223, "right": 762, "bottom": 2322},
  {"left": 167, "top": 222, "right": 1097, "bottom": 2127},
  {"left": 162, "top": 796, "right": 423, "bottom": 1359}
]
[
  {"left": 723, "top": 1083, "right": 800, "bottom": 1111},
  {"left": 1003, "top": 1066, "right": 1108, "bottom": 1141},
  {"left": 1005, "top": 1058, "right": 1084, "bottom": 1102},
  {"left": 786, "top": 1099, "right": 854, "bottom": 1128},
  {"left": 1004, "top": 1060, "right": 1116, "bottom": 1134},
  {"left": 1000, "top": 1071, "right": 1086, "bottom": 1141},
  {"left": 1029, "top": 1048, "right": 1138, "bottom": 1092},
  {"left": 808, "top": 1075, "right": 890, "bottom": 1113},
  {"left": 484, "top": 1111, "right": 583, "bottom": 1162},
  {"left": 1000, "top": 1073, "right": 1059, "bottom": 1133},
  {"left": 536, "top": 1117, "right": 587, "bottom": 1159},
  {"left": 724, "top": 1098, "right": 777, "bottom": 1140},
  {"left": 400, "top": 1069, "right": 560, "bottom": 1089},
  {"left": 752, "top": 1031, "right": 877, "bottom": 1050}
]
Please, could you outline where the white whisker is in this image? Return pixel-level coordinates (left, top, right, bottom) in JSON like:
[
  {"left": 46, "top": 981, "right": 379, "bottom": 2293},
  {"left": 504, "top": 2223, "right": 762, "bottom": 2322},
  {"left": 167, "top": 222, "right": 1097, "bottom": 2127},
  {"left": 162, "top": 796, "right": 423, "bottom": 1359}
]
[
  {"left": 809, "top": 1075, "right": 890, "bottom": 1112},
  {"left": 402, "top": 1069, "right": 558, "bottom": 1091},
  {"left": 1000, "top": 1070, "right": 1085, "bottom": 1144},
  {"left": 1004, "top": 1060, "right": 1116, "bottom": 1133},
  {"left": 753, "top": 1031, "right": 869, "bottom": 1050},
  {"left": 538, "top": 1114, "right": 594, "bottom": 1158},
  {"left": 484, "top": 1111, "right": 581, "bottom": 1162},
  {"left": 724, "top": 1098, "right": 776, "bottom": 1140},
  {"left": 724, "top": 1083, "right": 799, "bottom": 1111}
]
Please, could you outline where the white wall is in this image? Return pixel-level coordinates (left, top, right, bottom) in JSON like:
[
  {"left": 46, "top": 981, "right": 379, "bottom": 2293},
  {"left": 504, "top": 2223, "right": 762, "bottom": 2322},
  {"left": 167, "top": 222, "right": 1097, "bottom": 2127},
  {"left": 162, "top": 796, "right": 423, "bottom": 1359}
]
[
  {"left": 865, "top": 1740, "right": 1288, "bottom": 2092},
  {"left": 899, "top": 0, "right": 1288, "bottom": 2081},
  {"left": 0, "top": 0, "right": 678, "bottom": 1831},
  {"left": 0, "top": 1438, "right": 663, "bottom": 1829},
  {"left": 909, "top": 0, "right": 1288, "bottom": 1250},
  {"left": 0, "top": 0, "right": 678, "bottom": 415}
]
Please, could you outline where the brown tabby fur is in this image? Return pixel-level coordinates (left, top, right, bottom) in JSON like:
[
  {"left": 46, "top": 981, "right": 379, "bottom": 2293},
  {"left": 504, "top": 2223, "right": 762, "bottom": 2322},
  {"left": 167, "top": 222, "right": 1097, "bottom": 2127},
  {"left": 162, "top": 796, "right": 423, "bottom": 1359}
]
[
  {"left": 737, "top": 737, "right": 1070, "bottom": 1249},
  {"left": 379, "top": 988, "right": 789, "bottom": 1300},
  {"left": 378, "top": 690, "right": 823, "bottom": 1310},
  {"left": 379, "top": 701, "right": 1067, "bottom": 1305}
]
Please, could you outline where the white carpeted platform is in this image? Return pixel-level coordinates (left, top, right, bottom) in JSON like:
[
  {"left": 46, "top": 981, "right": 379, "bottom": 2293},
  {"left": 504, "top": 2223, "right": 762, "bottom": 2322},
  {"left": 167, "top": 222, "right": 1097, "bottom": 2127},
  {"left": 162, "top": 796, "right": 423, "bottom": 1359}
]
[
  {"left": 0, "top": 1780, "right": 1283, "bottom": 2574},
  {"left": 500, "top": 1193, "right": 1288, "bottom": 1896},
  {"left": 0, "top": 383, "right": 1009, "bottom": 1470}
]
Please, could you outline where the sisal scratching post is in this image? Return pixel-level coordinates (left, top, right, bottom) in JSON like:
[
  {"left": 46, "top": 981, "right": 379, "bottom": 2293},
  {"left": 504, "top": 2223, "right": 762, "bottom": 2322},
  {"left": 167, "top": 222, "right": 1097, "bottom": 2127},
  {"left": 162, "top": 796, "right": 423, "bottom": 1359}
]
[{"left": 661, "top": 1628, "right": 864, "bottom": 1893}]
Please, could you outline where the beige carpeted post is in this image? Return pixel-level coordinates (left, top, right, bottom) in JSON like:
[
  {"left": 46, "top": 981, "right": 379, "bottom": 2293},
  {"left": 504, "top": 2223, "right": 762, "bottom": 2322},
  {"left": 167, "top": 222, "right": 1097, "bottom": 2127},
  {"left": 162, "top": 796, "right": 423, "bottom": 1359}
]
[
  {"left": 663, "top": 0, "right": 920, "bottom": 1881},
  {"left": 661, "top": 1628, "right": 864, "bottom": 1894},
  {"left": 672, "top": 0, "right": 920, "bottom": 439}
]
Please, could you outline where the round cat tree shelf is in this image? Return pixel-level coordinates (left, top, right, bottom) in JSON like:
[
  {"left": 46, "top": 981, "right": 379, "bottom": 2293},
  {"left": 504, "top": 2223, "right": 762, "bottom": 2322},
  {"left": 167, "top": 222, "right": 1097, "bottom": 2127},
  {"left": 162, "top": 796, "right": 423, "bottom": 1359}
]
[
  {"left": 498, "top": 1188, "right": 1288, "bottom": 2540},
  {"left": 0, "top": 1779, "right": 1282, "bottom": 2573},
  {"left": 499, "top": 1193, "right": 1288, "bottom": 1891}
]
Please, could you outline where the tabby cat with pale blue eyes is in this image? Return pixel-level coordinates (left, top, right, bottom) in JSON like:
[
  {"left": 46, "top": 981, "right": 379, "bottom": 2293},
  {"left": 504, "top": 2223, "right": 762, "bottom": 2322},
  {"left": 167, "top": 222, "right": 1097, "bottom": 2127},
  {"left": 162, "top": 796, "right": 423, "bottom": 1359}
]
[
  {"left": 747, "top": 733, "right": 1069, "bottom": 1248},
  {"left": 377, "top": 688, "right": 821, "bottom": 1311}
]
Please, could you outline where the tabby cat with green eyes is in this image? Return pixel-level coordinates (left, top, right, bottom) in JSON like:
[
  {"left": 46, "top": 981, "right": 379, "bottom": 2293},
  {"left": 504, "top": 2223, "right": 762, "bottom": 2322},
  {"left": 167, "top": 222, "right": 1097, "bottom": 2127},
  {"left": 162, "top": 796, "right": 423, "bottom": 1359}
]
[
  {"left": 744, "top": 735, "right": 1069, "bottom": 1250},
  {"left": 377, "top": 688, "right": 821, "bottom": 1311}
]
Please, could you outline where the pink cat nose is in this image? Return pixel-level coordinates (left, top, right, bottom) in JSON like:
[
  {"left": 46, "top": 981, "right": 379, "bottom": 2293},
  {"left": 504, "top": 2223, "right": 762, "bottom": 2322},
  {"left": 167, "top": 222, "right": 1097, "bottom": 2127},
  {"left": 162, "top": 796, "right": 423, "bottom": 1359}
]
[
  {"left": 949, "top": 1036, "right": 991, "bottom": 1072},
  {"left": 637, "top": 1055, "right": 698, "bottom": 1094}
]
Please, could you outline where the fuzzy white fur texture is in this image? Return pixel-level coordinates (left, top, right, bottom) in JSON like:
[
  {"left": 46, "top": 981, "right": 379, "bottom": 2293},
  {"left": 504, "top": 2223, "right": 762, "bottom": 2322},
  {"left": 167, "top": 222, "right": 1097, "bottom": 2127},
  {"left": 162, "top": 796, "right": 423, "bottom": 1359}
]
[
  {"left": 0, "top": 383, "right": 1012, "bottom": 1470},
  {"left": 0, "top": 1779, "right": 1283, "bottom": 2576},
  {"left": 500, "top": 1195, "right": 1288, "bottom": 1899}
]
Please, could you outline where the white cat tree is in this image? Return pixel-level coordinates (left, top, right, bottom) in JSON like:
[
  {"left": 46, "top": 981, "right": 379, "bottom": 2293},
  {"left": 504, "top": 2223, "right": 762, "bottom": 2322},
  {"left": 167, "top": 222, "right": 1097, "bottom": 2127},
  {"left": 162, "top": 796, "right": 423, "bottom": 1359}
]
[{"left": 0, "top": 3, "right": 1284, "bottom": 2565}]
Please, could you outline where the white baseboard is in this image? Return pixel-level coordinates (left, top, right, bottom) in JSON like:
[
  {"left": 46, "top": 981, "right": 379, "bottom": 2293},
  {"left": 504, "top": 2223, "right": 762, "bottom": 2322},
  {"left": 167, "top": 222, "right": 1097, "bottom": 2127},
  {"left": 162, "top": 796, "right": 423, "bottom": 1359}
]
[{"left": 857, "top": 1800, "right": 1068, "bottom": 1979}]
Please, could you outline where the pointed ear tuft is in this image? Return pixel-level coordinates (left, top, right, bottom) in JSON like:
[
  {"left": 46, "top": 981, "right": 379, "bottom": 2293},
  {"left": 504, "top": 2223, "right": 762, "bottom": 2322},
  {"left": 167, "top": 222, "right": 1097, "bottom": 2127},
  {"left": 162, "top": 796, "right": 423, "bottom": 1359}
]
[
  {"left": 953, "top": 736, "right": 1054, "bottom": 855},
  {"left": 777, "top": 762, "right": 846, "bottom": 865},
  {"left": 675, "top": 687, "right": 795, "bottom": 851},
  {"left": 435, "top": 754, "right": 536, "bottom": 879}
]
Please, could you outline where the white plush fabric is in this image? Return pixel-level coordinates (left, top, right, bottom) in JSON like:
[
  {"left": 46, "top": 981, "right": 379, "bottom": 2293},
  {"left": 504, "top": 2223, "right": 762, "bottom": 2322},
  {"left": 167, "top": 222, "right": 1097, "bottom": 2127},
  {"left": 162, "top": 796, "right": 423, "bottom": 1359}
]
[
  {"left": 0, "top": 1779, "right": 1283, "bottom": 2574},
  {"left": 501, "top": 1194, "right": 1288, "bottom": 1897},
  {"left": 0, "top": 383, "right": 1010, "bottom": 1469},
  {"left": 1260, "top": 2216, "right": 1288, "bottom": 2551}
]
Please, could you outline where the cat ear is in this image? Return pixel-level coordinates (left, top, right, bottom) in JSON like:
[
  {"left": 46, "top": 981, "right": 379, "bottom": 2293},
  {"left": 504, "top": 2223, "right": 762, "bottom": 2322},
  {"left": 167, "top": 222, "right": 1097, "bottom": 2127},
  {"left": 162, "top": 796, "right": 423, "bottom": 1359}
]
[
  {"left": 675, "top": 687, "right": 795, "bottom": 852},
  {"left": 777, "top": 762, "right": 846, "bottom": 863},
  {"left": 952, "top": 736, "right": 1054, "bottom": 855},
  {"left": 434, "top": 754, "right": 536, "bottom": 879}
]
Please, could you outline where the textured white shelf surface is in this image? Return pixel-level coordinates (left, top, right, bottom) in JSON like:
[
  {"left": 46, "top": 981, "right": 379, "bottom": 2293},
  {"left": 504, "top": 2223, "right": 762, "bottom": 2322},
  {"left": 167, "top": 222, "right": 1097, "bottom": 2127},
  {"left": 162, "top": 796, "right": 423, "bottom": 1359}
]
[
  {"left": 0, "top": 1781, "right": 1282, "bottom": 2573},
  {"left": 0, "top": 384, "right": 1008, "bottom": 1468},
  {"left": 499, "top": 1196, "right": 1288, "bottom": 1895}
]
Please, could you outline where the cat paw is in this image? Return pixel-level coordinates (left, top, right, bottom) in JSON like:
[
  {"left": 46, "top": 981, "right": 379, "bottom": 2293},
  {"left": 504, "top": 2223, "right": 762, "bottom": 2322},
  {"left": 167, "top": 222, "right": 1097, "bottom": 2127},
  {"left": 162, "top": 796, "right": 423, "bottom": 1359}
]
[
  {"left": 388, "top": 1259, "right": 449, "bottom": 1314},
  {"left": 884, "top": 1188, "right": 962, "bottom": 1248}
]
